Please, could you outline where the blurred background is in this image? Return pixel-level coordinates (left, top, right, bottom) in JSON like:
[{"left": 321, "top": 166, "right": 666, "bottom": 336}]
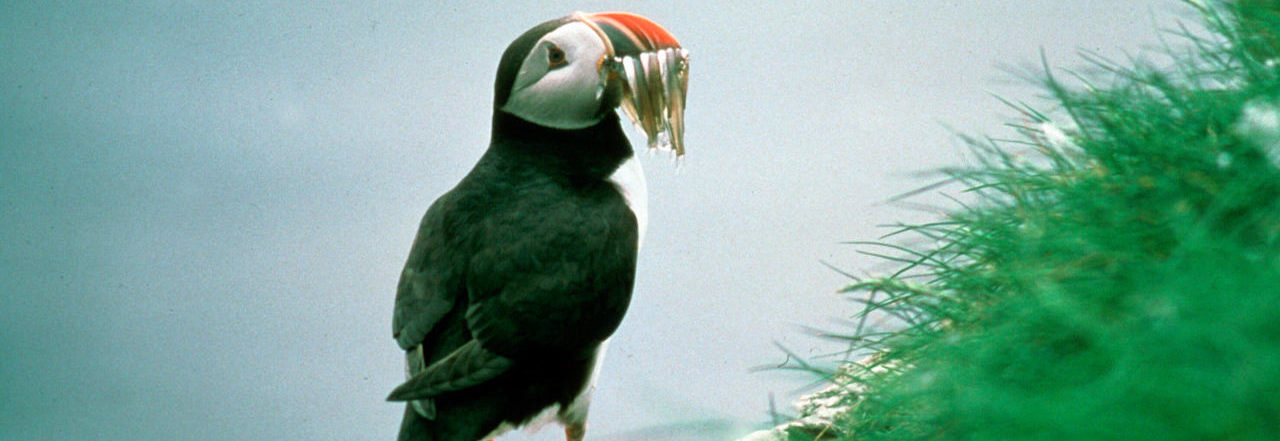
[{"left": 1, "top": 2, "right": 1184, "bottom": 440}]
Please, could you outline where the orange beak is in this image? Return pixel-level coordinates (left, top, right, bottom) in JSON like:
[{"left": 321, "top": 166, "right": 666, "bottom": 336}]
[{"left": 576, "top": 12, "right": 690, "bottom": 158}]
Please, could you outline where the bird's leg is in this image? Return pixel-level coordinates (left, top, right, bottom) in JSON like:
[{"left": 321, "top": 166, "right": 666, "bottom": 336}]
[{"left": 565, "top": 423, "right": 586, "bottom": 441}]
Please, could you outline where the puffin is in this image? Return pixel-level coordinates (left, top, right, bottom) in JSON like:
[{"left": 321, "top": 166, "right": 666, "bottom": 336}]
[{"left": 387, "top": 11, "right": 689, "bottom": 441}]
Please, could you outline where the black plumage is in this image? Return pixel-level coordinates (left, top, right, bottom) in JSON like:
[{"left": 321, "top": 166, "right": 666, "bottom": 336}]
[{"left": 388, "top": 17, "right": 641, "bottom": 440}]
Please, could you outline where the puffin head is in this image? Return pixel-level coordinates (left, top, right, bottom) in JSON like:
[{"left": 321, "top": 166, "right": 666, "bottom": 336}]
[{"left": 493, "top": 12, "right": 689, "bottom": 156}]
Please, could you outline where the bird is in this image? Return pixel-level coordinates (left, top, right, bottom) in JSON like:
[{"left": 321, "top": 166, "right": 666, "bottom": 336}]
[{"left": 387, "top": 11, "right": 689, "bottom": 441}]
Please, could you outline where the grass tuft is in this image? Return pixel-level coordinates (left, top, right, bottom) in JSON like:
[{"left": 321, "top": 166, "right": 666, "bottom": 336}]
[{"left": 788, "top": 2, "right": 1280, "bottom": 440}]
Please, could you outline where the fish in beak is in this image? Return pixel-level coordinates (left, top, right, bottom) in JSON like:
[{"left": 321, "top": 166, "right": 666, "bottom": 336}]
[{"left": 576, "top": 12, "right": 690, "bottom": 158}]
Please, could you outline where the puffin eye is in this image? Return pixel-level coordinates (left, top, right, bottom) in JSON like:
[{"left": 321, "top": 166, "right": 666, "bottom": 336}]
[{"left": 546, "top": 44, "right": 567, "bottom": 68}]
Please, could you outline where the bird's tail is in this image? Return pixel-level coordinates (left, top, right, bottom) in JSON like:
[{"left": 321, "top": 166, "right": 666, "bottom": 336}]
[{"left": 397, "top": 404, "right": 433, "bottom": 441}]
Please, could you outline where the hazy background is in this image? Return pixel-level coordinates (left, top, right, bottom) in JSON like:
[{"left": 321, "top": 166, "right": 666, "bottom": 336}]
[{"left": 2, "top": 2, "right": 1187, "bottom": 440}]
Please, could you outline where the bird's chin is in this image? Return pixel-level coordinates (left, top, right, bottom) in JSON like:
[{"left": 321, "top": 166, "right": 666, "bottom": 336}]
[{"left": 595, "top": 80, "right": 625, "bottom": 119}]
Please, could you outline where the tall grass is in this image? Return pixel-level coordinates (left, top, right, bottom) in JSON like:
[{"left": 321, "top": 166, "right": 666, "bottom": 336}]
[{"left": 790, "top": 2, "right": 1280, "bottom": 440}]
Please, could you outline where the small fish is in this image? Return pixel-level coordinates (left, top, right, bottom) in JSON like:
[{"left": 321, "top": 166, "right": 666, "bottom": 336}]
[{"left": 579, "top": 12, "right": 690, "bottom": 158}]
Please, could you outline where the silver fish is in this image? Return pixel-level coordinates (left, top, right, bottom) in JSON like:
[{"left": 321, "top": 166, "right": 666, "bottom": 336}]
[
  {"left": 607, "top": 48, "right": 689, "bottom": 157},
  {"left": 577, "top": 12, "right": 690, "bottom": 158}
]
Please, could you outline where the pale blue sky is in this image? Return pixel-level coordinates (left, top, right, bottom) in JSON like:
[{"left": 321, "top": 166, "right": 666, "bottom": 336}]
[{"left": 1, "top": 2, "right": 1186, "bottom": 440}]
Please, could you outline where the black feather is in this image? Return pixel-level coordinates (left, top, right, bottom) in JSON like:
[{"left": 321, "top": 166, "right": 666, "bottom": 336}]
[{"left": 391, "top": 102, "right": 638, "bottom": 441}]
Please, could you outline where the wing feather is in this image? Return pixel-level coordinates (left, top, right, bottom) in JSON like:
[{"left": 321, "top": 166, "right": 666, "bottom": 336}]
[
  {"left": 392, "top": 196, "right": 460, "bottom": 350},
  {"left": 387, "top": 340, "right": 513, "bottom": 401}
]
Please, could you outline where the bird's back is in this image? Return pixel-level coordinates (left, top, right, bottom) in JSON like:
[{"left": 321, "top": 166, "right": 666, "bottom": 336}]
[{"left": 395, "top": 129, "right": 639, "bottom": 440}]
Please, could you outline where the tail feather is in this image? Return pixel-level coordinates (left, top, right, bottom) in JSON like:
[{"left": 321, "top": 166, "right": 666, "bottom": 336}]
[
  {"left": 395, "top": 397, "right": 503, "bottom": 441},
  {"left": 397, "top": 405, "right": 432, "bottom": 441}
]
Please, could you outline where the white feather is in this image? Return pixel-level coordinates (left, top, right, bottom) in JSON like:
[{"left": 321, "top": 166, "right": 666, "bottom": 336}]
[
  {"left": 478, "top": 342, "right": 609, "bottom": 439},
  {"left": 607, "top": 156, "right": 649, "bottom": 247},
  {"left": 502, "top": 22, "right": 608, "bottom": 130}
]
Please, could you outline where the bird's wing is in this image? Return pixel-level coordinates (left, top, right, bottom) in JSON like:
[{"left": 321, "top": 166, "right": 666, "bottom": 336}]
[
  {"left": 392, "top": 197, "right": 460, "bottom": 351},
  {"left": 390, "top": 189, "right": 514, "bottom": 404},
  {"left": 386, "top": 339, "right": 513, "bottom": 401}
]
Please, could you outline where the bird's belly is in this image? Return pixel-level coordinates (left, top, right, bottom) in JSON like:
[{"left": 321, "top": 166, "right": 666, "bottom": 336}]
[
  {"left": 482, "top": 341, "right": 606, "bottom": 439},
  {"left": 447, "top": 342, "right": 603, "bottom": 439}
]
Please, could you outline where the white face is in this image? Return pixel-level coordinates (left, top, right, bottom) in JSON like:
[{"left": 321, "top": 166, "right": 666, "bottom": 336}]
[{"left": 501, "top": 21, "right": 609, "bottom": 130}]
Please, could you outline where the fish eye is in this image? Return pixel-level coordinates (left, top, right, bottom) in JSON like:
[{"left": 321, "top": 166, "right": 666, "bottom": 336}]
[{"left": 547, "top": 44, "right": 567, "bottom": 67}]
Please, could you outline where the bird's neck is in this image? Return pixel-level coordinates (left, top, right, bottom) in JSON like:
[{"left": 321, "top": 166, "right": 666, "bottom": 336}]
[{"left": 489, "top": 111, "right": 634, "bottom": 180}]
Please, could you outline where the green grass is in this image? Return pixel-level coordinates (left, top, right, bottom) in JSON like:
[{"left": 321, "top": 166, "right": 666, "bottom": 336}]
[{"left": 789, "top": 2, "right": 1280, "bottom": 440}]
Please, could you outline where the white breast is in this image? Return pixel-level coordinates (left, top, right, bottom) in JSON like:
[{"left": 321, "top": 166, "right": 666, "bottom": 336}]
[{"left": 606, "top": 155, "right": 649, "bottom": 247}]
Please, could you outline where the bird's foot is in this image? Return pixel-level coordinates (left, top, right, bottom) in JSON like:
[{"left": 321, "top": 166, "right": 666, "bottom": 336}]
[{"left": 565, "top": 423, "right": 585, "bottom": 441}]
